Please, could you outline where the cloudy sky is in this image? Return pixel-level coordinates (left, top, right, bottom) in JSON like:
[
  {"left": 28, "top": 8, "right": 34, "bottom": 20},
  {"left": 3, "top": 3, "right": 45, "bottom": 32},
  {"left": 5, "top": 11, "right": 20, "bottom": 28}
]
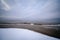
[{"left": 0, "top": 0, "right": 60, "bottom": 23}]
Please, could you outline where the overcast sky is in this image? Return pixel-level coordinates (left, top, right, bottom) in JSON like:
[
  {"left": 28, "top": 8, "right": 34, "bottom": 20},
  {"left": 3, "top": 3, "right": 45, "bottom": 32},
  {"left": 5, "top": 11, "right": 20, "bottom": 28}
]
[{"left": 0, "top": 0, "right": 60, "bottom": 23}]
